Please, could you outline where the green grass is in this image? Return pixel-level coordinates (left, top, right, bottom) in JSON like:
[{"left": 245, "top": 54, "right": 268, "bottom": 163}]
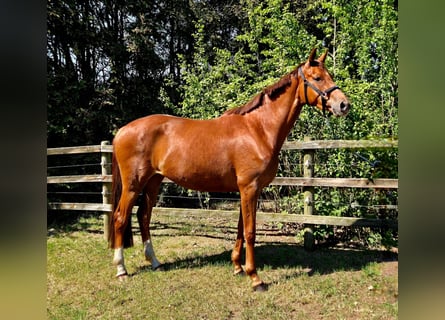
[{"left": 47, "top": 212, "right": 397, "bottom": 319}]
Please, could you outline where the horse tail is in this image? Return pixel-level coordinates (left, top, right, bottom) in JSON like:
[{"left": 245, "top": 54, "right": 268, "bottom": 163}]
[{"left": 108, "top": 151, "right": 133, "bottom": 248}]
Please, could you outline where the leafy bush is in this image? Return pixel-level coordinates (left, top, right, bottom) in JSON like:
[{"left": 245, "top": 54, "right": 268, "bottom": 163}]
[{"left": 168, "top": 0, "right": 398, "bottom": 247}]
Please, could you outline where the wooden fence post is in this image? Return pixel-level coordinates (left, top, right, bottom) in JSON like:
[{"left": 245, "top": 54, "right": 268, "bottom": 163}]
[
  {"left": 101, "top": 141, "right": 112, "bottom": 240},
  {"left": 303, "top": 136, "right": 315, "bottom": 251}
]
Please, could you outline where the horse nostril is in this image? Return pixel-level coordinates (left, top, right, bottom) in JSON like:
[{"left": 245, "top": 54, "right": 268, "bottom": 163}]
[{"left": 340, "top": 102, "right": 350, "bottom": 112}]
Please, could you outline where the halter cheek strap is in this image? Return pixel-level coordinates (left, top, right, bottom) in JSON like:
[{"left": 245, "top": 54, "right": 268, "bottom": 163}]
[{"left": 298, "top": 67, "right": 340, "bottom": 115}]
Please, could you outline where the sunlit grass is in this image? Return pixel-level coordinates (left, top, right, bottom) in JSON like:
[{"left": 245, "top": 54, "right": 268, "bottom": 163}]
[{"left": 47, "top": 213, "right": 397, "bottom": 319}]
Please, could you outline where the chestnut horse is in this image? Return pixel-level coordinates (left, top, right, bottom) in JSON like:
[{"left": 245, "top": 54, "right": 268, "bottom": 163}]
[{"left": 109, "top": 48, "right": 350, "bottom": 291}]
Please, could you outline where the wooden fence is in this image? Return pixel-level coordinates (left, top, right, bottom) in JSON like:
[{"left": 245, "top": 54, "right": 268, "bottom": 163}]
[{"left": 47, "top": 139, "right": 398, "bottom": 249}]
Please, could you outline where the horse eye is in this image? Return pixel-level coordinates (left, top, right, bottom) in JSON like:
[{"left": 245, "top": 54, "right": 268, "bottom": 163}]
[{"left": 314, "top": 76, "right": 321, "bottom": 81}]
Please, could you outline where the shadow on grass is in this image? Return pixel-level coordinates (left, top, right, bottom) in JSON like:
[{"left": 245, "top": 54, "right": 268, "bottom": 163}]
[
  {"left": 47, "top": 210, "right": 105, "bottom": 236},
  {"left": 132, "top": 241, "right": 397, "bottom": 280},
  {"left": 48, "top": 210, "right": 397, "bottom": 284}
]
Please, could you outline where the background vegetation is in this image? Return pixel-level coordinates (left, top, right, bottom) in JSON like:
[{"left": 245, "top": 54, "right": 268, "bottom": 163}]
[
  {"left": 47, "top": 0, "right": 397, "bottom": 145},
  {"left": 47, "top": 0, "right": 398, "bottom": 246}
]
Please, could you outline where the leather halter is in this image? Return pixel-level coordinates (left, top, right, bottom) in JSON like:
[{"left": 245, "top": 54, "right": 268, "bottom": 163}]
[{"left": 298, "top": 67, "right": 340, "bottom": 115}]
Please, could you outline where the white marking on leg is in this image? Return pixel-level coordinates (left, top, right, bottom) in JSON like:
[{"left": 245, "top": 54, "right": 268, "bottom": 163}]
[
  {"left": 113, "top": 247, "right": 127, "bottom": 276},
  {"left": 144, "top": 239, "right": 161, "bottom": 270}
]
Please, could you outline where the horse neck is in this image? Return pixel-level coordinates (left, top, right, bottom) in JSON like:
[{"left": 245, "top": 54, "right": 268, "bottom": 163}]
[{"left": 250, "top": 78, "right": 303, "bottom": 153}]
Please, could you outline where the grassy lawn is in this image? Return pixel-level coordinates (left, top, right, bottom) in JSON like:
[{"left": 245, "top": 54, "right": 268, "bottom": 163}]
[{"left": 47, "top": 212, "right": 397, "bottom": 319}]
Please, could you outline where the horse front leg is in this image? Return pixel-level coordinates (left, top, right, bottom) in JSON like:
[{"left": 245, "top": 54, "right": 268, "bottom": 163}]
[
  {"left": 239, "top": 186, "right": 267, "bottom": 291},
  {"left": 231, "top": 209, "right": 245, "bottom": 275},
  {"left": 136, "top": 197, "right": 162, "bottom": 270}
]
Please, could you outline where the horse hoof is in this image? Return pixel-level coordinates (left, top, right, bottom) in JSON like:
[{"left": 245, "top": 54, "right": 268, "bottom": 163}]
[
  {"left": 252, "top": 282, "right": 268, "bottom": 292},
  {"left": 234, "top": 270, "right": 246, "bottom": 277},
  {"left": 117, "top": 273, "right": 129, "bottom": 281},
  {"left": 153, "top": 264, "right": 164, "bottom": 271}
]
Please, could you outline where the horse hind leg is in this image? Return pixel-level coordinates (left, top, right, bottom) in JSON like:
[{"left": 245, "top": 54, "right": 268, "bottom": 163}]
[
  {"left": 136, "top": 174, "right": 164, "bottom": 270},
  {"left": 112, "top": 189, "right": 139, "bottom": 278}
]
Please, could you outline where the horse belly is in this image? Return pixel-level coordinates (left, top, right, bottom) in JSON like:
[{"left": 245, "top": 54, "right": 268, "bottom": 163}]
[
  {"left": 170, "top": 175, "right": 238, "bottom": 192},
  {"left": 146, "top": 115, "right": 248, "bottom": 192},
  {"left": 159, "top": 146, "right": 239, "bottom": 192}
]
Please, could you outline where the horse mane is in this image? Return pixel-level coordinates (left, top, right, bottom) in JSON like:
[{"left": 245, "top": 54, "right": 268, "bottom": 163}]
[{"left": 223, "top": 66, "right": 301, "bottom": 116}]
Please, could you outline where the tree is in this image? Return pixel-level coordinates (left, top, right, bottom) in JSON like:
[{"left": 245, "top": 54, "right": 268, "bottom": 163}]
[
  {"left": 176, "top": 0, "right": 317, "bottom": 119},
  {"left": 47, "top": 0, "right": 196, "bottom": 146},
  {"left": 298, "top": 0, "right": 398, "bottom": 140},
  {"left": 174, "top": 0, "right": 398, "bottom": 241}
]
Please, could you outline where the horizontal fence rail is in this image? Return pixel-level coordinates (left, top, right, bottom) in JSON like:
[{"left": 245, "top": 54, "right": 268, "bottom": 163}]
[
  {"left": 47, "top": 139, "right": 398, "bottom": 155},
  {"left": 47, "top": 175, "right": 398, "bottom": 189},
  {"left": 282, "top": 139, "right": 398, "bottom": 150},
  {"left": 47, "top": 139, "right": 398, "bottom": 247}
]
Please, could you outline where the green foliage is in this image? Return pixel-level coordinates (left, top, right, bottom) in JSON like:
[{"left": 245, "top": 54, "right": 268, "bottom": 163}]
[
  {"left": 47, "top": 0, "right": 194, "bottom": 146},
  {"left": 176, "top": 0, "right": 318, "bottom": 119},
  {"left": 292, "top": 0, "right": 398, "bottom": 141},
  {"left": 173, "top": 0, "right": 398, "bottom": 247},
  {"left": 48, "top": 0, "right": 398, "bottom": 143},
  {"left": 175, "top": 0, "right": 398, "bottom": 142},
  {"left": 48, "top": 0, "right": 398, "bottom": 245}
]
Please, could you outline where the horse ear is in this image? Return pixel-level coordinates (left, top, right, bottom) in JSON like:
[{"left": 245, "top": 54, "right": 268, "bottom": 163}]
[
  {"left": 308, "top": 47, "right": 317, "bottom": 62},
  {"left": 318, "top": 49, "right": 328, "bottom": 63}
]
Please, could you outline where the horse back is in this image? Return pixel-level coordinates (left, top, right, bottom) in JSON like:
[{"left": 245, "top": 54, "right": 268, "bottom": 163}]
[{"left": 114, "top": 114, "right": 276, "bottom": 192}]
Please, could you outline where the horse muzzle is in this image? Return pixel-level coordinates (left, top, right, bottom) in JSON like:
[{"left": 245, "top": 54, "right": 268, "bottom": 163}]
[{"left": 330, "top": 100, "right": 350, "bottom": 117}]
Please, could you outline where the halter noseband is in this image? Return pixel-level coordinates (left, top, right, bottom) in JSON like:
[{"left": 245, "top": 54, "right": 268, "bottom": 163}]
[{"left": 297, "top": 67, "right": 340, "bottom": 115}]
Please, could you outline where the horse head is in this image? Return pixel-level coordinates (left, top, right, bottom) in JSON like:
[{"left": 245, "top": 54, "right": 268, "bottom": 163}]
[{"left": 297, "top": 48, "right": 350, "bottom": 117}]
